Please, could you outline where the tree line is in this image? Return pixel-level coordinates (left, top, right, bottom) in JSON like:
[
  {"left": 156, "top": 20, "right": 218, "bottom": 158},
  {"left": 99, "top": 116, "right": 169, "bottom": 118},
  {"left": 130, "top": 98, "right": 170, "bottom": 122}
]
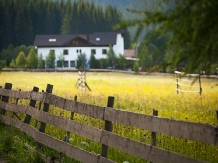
[
  {"left": 2, "top": 45, "right": 128, "bottom": 70},
  {"left": 0, "top": 0, "right": 131, "bottom": 67}
]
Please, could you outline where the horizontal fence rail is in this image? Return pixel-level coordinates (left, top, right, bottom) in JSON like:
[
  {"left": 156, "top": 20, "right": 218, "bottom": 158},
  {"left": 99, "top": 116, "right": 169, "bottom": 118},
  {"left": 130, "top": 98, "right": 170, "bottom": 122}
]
[{"left": 0, "top": 83, "right": 217, "bottom": 163}]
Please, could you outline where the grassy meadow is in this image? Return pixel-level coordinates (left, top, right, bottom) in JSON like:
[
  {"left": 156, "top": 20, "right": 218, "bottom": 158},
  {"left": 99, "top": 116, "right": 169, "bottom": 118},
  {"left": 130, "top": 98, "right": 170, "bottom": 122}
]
[{"left": 0, "top": 71, "right": 218, "bottom": 162}]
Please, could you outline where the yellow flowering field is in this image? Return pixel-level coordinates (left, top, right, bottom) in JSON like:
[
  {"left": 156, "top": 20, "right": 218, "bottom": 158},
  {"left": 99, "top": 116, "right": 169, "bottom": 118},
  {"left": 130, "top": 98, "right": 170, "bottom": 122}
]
[
  {"left": 1, "top": 71, "right": 217, "bottom": 124},
  {"left": 0, "top": 71, "right": 217, "bottom": 162}
]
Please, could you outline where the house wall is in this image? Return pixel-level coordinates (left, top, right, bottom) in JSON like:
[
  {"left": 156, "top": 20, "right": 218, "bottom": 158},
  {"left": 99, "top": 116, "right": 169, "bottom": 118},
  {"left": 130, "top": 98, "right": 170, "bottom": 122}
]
[
  {"left": 113, "top": 33, "right": 124, "bottom": 55},
  {"left": 37, "top": 46, "right": 110, "bottom": 68}
]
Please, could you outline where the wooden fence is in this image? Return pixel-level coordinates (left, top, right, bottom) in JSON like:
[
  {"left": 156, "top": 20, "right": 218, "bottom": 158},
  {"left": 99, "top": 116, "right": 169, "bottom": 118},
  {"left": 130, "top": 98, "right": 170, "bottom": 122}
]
[
  {"left": 175, "top": 71, "right": 202, "bottom": 95},
  {"left": 0, "top": 82, "right": 217, "bottom": 163}
]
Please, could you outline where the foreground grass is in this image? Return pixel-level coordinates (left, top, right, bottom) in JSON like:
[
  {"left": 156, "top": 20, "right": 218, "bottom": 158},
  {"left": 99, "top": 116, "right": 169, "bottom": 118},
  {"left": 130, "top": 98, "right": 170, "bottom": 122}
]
[
  {"left": 0, "top": 72, "right": 218, "bottom": 162},
  {"left": 0, "top": 117, "right": 45, "bottom": 163}
]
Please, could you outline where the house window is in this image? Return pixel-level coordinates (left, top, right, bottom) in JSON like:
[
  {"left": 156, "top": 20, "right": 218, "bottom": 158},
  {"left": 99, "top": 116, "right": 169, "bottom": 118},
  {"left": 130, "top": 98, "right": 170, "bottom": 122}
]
[
  {"left": 76, "top": 49, "right": 82, "bottom": 53},
  {"left": 49, "top": 39, "right": 56, "bottom": 42},
  {"left": 63, "top": 50, "right": 69, "bottom": 55},
  {"left": 73, "top": 40, "right": 78, "bottom": 45},
  {"left": 91, "top": 49, "right": 96, "bottom": 54},
  {"left": 57, "top": 60, "right": 62, "bottom": 67},
  {"left": 64, "top": 61, "right": 69, "bottom": 67},
  {"left": 70, "top": 60, "right": 75, "bottom": 67},
  {"left": 102, "top": 49, "right": 107, "bottom": 54}
]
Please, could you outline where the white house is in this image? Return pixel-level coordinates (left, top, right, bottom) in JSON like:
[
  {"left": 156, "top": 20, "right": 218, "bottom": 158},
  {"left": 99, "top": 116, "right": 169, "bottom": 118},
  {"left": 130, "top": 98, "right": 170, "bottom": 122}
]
[{"left": 34, "top": 32, "right": 124, "bottom": 69}]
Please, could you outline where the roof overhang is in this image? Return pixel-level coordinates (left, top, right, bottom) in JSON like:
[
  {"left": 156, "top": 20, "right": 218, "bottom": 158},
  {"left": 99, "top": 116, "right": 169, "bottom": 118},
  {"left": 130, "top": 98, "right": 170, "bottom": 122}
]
[{"left": 125, "top": 57, "right": 139, "bottom": 61}]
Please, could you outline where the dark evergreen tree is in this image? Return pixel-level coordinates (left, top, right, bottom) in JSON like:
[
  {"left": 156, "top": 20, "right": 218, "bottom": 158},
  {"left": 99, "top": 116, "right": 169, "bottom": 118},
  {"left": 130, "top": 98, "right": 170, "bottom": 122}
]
[
  {"left": 45, "top": 1, "right": 56, "bottom": 34},
  {"left": 61, "top": 0, "right": 72, "bottom": 34},
  {"left": 14, "top": 7, "right": 34, "bottom": 46},
  {"left": 1, "top": 0, "right": 15, "bottom": 50},
  {"left": 70, "top": 1, "right": 79, "bottom": 34}
]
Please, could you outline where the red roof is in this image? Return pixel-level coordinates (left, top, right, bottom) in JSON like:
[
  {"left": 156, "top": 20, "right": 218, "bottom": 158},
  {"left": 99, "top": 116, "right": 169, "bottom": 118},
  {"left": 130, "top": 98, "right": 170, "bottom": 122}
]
[{"left": 124, "top": 49, "right": 136, "bottom": 58}]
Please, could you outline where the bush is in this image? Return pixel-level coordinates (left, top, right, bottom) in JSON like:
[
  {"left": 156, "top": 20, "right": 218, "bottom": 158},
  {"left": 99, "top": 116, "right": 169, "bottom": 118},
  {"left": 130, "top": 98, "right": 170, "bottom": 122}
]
[
  {"left": 98, "top": 58, "right": 108, "bottom": 69},
  {"left": 133, "top": 61, "right": 139, "bottom": 73},
  {"left": 149, "top": 65, "right": 164, "bottom": 73}
]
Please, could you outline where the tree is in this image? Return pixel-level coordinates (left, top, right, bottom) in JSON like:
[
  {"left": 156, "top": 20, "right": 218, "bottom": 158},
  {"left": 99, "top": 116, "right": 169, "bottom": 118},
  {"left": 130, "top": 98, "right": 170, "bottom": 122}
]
[
  {"left": 106, "top": 45, "right": 116, "bottom": 68},
  {"left": 0, "top": 60, "right": 6, "bottom": 71},
  {"left": 115, "top": 0, "right": 218, "bottom": 74},
  {"left": 164, "top": 49, "right": 177, "bottom": 73},
  {"left": 14, "top": 7, "right": 34, "bottom": 46},
  {"left": 27, "top": 47, "right": 38, "bottom": 68},
  {"left": 139, "top": 45, "right": 153, "bottom": 69},
  {"left": 116, "top": 54, "right": 127, "bottom": 70},
  {"left": 16, "top": 51, "right": 26, "bottom": 68},
  {"left": 9, "top": 59, "right": 16, "bottom": 68},
  {"left": 76, "top": 53, "right": 87, "bottom": 70},
  {"left": 45, "top": 50, "right": 55, "bottom": 68},
  {"left": 37, "top": 53, "right": 44, "bottom": 68},
  {"left": 60, "top": 0, "right": 72, "bottom": 34},
  {"left": 133, "top": 61, "right": 139, "bottom": 74},
  {"left": 57, "top": 53, "right": 64, "bottom": 68},
  {"left": 89, "top": 53, "right": 99, "bottom": 69}
]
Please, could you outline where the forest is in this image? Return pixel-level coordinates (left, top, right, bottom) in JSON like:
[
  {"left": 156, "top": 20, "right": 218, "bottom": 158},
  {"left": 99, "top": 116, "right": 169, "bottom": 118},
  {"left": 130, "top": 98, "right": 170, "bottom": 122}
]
[{"left": 0, "top": 0, "right": 132, "bottom": 66}]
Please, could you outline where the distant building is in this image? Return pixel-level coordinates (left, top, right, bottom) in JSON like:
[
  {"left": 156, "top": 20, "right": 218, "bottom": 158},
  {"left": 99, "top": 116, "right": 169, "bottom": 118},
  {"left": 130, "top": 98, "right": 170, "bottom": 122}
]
[
  {"left": 124, "top": 49, "right": 138, "bottom": 60},
  {"left": 34, "top": 32, "right": 124, "bottom": 69},
  {"left": 123, "top": 49, "right": 139, "bottom": 70}
]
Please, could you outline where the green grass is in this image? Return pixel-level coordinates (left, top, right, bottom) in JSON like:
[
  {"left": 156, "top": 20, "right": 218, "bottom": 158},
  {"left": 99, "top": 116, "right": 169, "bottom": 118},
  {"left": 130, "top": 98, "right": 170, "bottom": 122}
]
[
  {"left": 0, "top": 72, "right": 218, "bottom": 163},
  {"left": 0, "top": 117, "right": 45, "bottom": 163}
]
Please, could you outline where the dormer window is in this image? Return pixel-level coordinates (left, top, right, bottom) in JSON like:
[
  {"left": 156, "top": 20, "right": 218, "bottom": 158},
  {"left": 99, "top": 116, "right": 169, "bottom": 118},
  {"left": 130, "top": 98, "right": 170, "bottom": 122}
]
[
  {"left": 96, "top": 38, "right": 100, "bottom": 41},
  {"left": 49, "top": 39, "right": 56, "bottom": 42}
]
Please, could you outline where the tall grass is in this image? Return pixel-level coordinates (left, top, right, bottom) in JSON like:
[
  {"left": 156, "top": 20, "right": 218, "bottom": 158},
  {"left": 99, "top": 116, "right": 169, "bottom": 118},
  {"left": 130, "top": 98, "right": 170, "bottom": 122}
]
[{"left": 0, "top": 72, "right": 217, "bottom": 162}]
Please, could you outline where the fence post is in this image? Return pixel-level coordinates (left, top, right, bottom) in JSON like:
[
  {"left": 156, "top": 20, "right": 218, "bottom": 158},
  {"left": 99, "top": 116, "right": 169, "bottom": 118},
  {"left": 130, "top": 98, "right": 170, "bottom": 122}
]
[
  {"left": 67, "top": 95, "right": 77, "bottom": 142},
  {"left": 199, "top": 74, "right": 202, "bottom": 96},
  {"left": 151, "top": 109, "right": 158, "bottom": 146},
  {"left": 35, "top": 90, "right": 44, "bottom": 128},
  {"left": 0, "top": 83, "right": 12, "bottom": 115},
  {"left": 101, "top": 96, "right": 114, "bottom": 158},
  {"left": 216, "top": 110, "right": 218, "bottom": 126},
  {"left": 24, "top": 86, "right": 39, "bottom": 124},
  {"left": 0, "top": 86, "right": 2, "bottom": 101},
  {"left": 176, "top": 78, "right": 179, "bottom": 94},
  {"left": 37, "top": 84, "right": 53, "bottom": 149},
  {"left": 12, "top": 89, "right": 21, "bottom": 120}
]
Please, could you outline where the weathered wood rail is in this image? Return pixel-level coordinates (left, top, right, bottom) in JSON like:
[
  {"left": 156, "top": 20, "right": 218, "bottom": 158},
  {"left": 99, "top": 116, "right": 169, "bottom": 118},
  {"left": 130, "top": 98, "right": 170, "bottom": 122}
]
[{"left": 0, "top": 83, "right": 217, "bottom": 163}]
